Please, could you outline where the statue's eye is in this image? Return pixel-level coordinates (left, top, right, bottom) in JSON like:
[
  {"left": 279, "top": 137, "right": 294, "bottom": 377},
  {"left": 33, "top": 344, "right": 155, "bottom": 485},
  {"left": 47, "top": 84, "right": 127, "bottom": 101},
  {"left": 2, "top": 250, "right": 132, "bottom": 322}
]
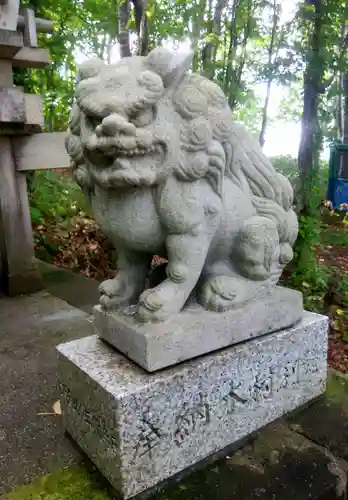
[
  {"left": 86, "top": 115, "right": 102, "bottom": 130},
  {"left": 130, "top": 106, "right": 155, "bottom": 127}
]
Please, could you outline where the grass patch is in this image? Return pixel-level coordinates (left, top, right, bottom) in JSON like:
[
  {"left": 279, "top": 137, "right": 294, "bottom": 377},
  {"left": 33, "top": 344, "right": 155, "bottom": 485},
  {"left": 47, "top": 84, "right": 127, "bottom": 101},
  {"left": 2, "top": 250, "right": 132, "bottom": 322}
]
[
  {"left": 325, "top": 370, "right": 348, "bottom": 406},
  {"left": 337, "top": 276, "right": 348, "bottom": 308},
  {"left": 1, "top": 465, "right": 110, "bottom": 500},
  {"left": 321, "top": 228, "right": 348, "bottom": 246},
  {"left": 28, "top": 170, "right": 89, "bottom": 225}
]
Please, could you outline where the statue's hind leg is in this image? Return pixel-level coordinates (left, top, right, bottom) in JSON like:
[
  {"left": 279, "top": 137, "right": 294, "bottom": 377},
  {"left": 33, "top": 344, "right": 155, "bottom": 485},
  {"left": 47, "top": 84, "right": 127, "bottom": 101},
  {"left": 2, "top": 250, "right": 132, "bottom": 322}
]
[
  {"left": 198, "top": 273, "right": 272, "bottom": 312},
  {"left": 198, "top": 216, "right": 281, "bottom": 312}
]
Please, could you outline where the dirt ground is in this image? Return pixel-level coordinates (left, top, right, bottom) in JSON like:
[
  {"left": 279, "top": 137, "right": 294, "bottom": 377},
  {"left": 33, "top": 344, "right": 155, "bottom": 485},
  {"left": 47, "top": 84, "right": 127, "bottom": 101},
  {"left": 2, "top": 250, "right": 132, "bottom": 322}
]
[{"left": 315, "top": 216, "right": 348, "bottom": 373}]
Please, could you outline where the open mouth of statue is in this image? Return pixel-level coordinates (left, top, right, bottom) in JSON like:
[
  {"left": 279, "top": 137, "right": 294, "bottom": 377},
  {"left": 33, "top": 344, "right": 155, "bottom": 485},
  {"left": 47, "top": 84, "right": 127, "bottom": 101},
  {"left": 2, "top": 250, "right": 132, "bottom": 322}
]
[{"left": 83, "top": 136, "right": 167, "bottom": 168}]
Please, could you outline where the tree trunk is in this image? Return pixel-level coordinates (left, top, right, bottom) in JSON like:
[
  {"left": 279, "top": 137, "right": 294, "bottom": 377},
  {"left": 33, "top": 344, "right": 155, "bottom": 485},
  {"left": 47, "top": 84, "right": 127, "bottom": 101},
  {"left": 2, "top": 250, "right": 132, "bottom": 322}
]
[
  {"left": 192, "top": 0, "right": 206, "bottom": 72},
  {"left": 297, "top": 0, "right": 324, "bottom": 214},
  {"left": 224, "top": 0, "right": 240, "bottom": 97},
  {"left": 133, "top": 0, "right": 149, "bottom": 56},
  {"left": 118, "top": 0, "right": 131, "bottom": 58},
  {"left": 202, "top": 0, "right": 226, "bottom": 80},
  {"left": 259, "top": 78, "right": 273, "bottom": 148},
  {"left": 259, "top": 0, "right": 279, "bottom": 148},
  {"left": 224, "top": 0, "right": 253, "bottom": 110},
  {"left": 107, "top": 35, "right": 116, "bottom": 64},
  {"left": 98, "top": 33, "right": 107, "bottom": 60},
  {"left": 337, "top": 70, "right": 344, "bottom": 140},
  {"left": 228, "top": 0, "right": 252, "bottom": 110},
  {"left": 343, "top": 73, "right": 348, "bottom": 144},
  {"left": 336, "top": 22, "right": 346, "bottom": 140},
  {"left": 298, "top": 80, "right": 319, "bottom": 210}
]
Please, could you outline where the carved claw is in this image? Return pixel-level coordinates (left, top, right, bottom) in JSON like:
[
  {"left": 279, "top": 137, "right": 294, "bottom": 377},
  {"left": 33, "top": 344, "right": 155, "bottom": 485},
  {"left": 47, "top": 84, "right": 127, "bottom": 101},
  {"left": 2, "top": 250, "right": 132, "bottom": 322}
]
[
  {"left": 99, "top": 277, "right": 129, "bottom": 310},
  {"left": 137, "top": 287, "right": 184, "bottom": 323},
  {"left": 199, "top": 275, "right": 272, "bottom": 312},
  {"left": 137, "top": 305, "right": 166, "bottom": 323},
  {"left": 99, "top": 278, "right": 123, "bottom": 297},
  {"left": 99, "top": 294, "right": 126, "bottom": 310},
  {"left": 198, "top": 276, "right": 237, "bottom": 312},
  {"left": 136, "top": 290, "right": 166, "bottom": 323},
  {"left": 140, "top": 289, "right": 163, "bottom": 312},
  {"left": 210, "top": 277, "right": 237, "bottom": 300}
]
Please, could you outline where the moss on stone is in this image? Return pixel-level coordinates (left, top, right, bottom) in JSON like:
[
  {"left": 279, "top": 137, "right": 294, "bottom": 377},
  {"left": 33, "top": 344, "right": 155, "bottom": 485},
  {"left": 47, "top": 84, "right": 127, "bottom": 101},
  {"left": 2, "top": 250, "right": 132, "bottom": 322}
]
[
  {"left": 325, "top": 369, "right": 348, "bottom": 410},
  {"left": 0, "top": 465, "right": 110, "bottom": 500}
]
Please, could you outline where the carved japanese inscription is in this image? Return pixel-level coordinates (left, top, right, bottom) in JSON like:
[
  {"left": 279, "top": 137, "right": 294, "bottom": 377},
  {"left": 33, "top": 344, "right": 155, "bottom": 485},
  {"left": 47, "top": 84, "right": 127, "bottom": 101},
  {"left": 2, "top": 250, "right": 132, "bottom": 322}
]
[
  {"left": 173, "top": 393, "right": 211, "bottom": 447},
  {"left": 127, "top": 356, "right": 316, "bottom": 463}
]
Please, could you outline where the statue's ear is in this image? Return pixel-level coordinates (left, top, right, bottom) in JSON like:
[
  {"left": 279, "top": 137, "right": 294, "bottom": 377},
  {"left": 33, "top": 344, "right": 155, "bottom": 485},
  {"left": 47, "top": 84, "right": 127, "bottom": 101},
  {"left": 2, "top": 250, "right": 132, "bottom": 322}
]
[
  {"left": 145, "top": 47, "right": 193, "bottom": 88},
  {"left": 77, "top": 58, "right": 105, "bottom": 82}
]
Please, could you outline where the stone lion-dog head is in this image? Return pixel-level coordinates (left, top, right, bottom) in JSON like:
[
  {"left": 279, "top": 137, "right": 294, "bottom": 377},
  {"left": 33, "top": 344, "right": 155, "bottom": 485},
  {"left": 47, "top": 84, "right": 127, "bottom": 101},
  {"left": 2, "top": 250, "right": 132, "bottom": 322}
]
[{"left": 66, "top": 47, "right": 232, "bottom": 197}]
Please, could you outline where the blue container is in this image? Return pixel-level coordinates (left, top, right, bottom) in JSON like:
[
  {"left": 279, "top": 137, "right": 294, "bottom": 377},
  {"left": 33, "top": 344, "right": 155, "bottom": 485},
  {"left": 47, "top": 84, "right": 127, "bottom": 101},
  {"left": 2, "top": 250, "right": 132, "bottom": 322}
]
[{"left": 327, "top": 143, "right": 348, "bottom": 210}]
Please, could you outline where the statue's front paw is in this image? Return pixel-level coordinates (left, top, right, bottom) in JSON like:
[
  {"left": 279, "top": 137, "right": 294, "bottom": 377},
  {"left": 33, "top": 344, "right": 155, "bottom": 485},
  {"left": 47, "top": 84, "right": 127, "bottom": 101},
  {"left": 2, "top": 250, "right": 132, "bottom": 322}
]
[
  {"left": 99, "top": 278, "right": 123, "bottom": 297},
  {"left": 137, "top": 288, "right": 182, "bottom": 323},
  {"left": 99, "top": 278, "right": 126, "bottom": 310}
]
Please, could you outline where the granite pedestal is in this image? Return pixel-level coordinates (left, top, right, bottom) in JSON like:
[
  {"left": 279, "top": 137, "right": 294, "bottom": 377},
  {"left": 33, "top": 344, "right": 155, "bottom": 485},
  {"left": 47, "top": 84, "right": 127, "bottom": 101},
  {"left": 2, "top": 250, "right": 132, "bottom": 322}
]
[{"left": 57, "top": 311, "right": 328, "bottom": 499}]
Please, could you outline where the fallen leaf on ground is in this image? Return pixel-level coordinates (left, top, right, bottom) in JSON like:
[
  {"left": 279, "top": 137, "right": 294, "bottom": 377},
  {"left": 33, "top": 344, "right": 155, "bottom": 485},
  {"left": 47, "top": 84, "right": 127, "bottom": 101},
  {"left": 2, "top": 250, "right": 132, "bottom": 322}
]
[
  {"left": 37, "top": 400, "right": 62, "bottom": 416},
  {"left": 53, "top": 400, "right": 62, "bottom": 415}
]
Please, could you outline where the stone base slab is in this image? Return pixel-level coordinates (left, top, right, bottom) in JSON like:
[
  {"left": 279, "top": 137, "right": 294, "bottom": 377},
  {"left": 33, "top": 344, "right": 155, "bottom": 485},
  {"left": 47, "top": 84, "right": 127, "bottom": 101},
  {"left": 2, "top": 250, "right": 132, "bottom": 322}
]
[
  {"left": 94, "top": 286, "right": 303, "bottom": 372},
  {"left": 57, "top": 311, "right": 328, "bottom": 499}
]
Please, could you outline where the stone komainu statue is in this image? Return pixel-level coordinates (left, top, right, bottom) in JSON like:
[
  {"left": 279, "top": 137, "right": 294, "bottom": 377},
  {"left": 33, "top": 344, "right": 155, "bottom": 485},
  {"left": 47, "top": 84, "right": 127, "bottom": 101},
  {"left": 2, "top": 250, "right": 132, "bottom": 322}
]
[{"left": 65, "top": 47, "right": 298, "bottom": 322}]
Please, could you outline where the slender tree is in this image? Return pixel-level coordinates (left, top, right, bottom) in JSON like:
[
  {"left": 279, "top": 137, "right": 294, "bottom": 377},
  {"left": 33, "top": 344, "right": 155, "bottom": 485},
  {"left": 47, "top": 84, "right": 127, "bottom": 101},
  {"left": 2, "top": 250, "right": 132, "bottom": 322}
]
[
  {"left": 259, "top": 0, "right": 280, "bottom": 148},
  {"left": 202, "top": 0, "right": 226, "bottom": 79}
]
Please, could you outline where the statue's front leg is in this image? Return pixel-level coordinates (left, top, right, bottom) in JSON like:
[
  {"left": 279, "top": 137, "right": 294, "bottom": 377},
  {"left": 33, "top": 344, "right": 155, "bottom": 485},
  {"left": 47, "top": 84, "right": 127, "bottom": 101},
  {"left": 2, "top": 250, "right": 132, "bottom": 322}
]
[
  {"left": 99, "top": 249, "right": 151, "bottom": 310},
  {"left": 137, "top": 230, "right": 211, "bottom": 322}
]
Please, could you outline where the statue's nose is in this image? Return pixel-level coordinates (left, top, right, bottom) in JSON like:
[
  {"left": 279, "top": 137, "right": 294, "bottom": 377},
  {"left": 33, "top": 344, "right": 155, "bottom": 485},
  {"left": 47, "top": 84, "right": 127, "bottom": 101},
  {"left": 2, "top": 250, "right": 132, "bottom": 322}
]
[{"left": 95, "top": 113, "right": 136, "bottom": 137}]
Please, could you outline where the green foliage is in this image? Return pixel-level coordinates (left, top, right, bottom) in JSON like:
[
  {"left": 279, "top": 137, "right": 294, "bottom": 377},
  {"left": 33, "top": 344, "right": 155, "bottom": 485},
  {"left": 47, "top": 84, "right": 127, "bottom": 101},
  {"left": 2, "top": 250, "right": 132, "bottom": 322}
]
[
  {"left": 233, "top": 89, "right": 264, "bottom": 136},
  {"left": 285, "top": 214, "right": 331, "bottom": 312},
  {"left": 322, "top": 228, "right": 348, "bottom": 246},
  {"left": 270, "top": 155, "right": 329, "bottom": 202},
  {"left": 11, "top": 0, "right": 348, "bottom": 143},
  {"left": 270, "top": 155, "right": 299, "bottom": 182},
  {"left": 290, "top": 263, "right": 331, "bottom": 312},
  {"left": 28, "top": 170, "right": 89, "bottom": 225},
  {"left": 294, "top": 214, "right": 321, "bottom": 268},
  {"left": 338, "top": 277, "right": 348, "bottom": 306}
]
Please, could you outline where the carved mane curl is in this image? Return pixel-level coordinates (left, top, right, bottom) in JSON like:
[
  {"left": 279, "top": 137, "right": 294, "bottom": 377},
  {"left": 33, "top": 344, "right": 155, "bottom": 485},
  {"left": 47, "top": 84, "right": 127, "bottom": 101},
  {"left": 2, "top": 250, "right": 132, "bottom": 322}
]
[{"left": 170, "top": 73, "right": 297, "bottom": 257}]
